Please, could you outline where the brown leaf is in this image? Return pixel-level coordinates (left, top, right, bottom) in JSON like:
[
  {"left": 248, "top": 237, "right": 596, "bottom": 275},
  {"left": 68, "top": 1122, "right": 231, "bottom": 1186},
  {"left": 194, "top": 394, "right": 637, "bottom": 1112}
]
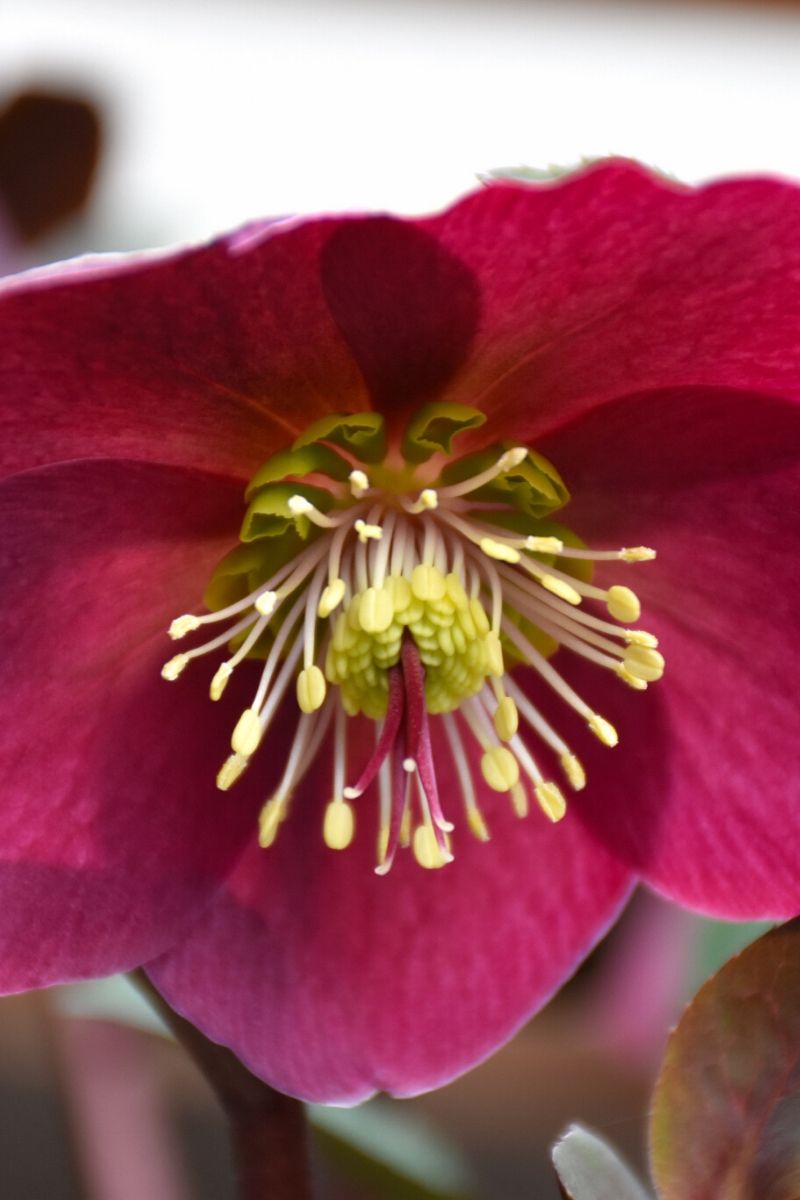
[{"left": 650, "top": 919, "right": 800, "bottom": 1200}]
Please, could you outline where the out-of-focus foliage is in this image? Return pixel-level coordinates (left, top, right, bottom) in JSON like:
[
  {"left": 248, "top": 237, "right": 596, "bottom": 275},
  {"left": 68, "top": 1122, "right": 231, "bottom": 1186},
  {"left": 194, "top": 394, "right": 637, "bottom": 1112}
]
[{"left": 651, "top": 919, "right": 800, "bottom": 1200}]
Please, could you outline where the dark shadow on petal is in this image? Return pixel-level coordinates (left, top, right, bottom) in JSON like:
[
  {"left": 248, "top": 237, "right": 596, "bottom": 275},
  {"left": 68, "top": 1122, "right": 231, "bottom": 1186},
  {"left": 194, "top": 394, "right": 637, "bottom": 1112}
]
[{"left": 320, "top": 218, "right": 481, "bottom": 420}]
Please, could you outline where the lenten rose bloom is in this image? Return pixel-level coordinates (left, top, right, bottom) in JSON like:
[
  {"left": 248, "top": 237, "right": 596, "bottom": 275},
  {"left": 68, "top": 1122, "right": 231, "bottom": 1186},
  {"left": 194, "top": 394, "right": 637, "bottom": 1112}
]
[{"left": 2, "top": 160, "right": 800, "bottom": 1104}]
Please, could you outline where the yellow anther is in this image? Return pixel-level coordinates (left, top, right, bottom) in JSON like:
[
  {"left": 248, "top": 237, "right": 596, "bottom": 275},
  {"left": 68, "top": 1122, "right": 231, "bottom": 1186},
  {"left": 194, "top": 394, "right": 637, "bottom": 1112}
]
[
  {"left": 510, "top": 782, "right": 529, "bottom": 818},
  {"left": 255, "top": 590, "right": 278, "bottom": 616},
  {"left": 481, "top": 745, "right": 520, "bottom": 792},
  {"left": 411, "top": 563, "right": 447, "bottom": 602},
  {"left": 625, "top": 629, "right": 659, "bottom": 648},
  {"left": 161, "top": 653, "right": 189, "bottom": 681},
  {"left": 535, "top": 781, "right": 567, "bottom": 823},
  {"left": 318, "top": 577, "right": 346, "bottom": 618},
  {"left": 354, "top": 518, "right": 383, "bottom": 542},
  {"left": 358, "top": 586, "right": 394, "bottom": 634},
  {"left": 470, "top": 597, "right": 490, "bottom": 635},
  {"left": 216, "top": 752, "right": 249, "bottom": 791},
  {"left": 210, "top": 661, "right": 233, "bottom": 700},
  {"left": 620, "top": 545, "right": 656, "bottom": 562},
  {"left": 445, "top": 573, "right": 469, "bottom": 609},
  {"left": 525, "top": 536, "right": 564, "bottom": 554},
  {"left": 399, "top": 807, "right": 412, "bottom": 848},
  {"left": 168, "top": 615, "right": 201, "bottom": 640},
  {"left": 287, "top": 494, "right": 314, "bottom": 515},
  {"left": 258, "top": 798, "right": 285, "bottom": 848},
  {"left": 560, "top": 753, "right": 586, "bottom": 791},
  {"left": 616, "top": 664, "right": 648, "bottom": 690},
  {"left": 485, "top": 631, "right": 505, "bottom": 677},
  {"left": 323, "top": 800, "right": 355, "bottom": 849},
  {"left": 588, "top": 713, "right": 619, "bottom": 748},
  {"left": 479, "top": 536, "right": 520, "bottom": 564},
  {"left": 497, "top": 446, "right": 528, "bottom": 472},
  {"left": 297, "top": 665, "right": 327, "bottom": 713},
  {"left": 623, "top": 645, "right": 665, "bottom": 682},
  {"left": 417, "top": 488, "right": 438, "bottom": 510},
  {"left": 349, "top": 468, "right": 369, "bottom": 497},
  {"left": 390, "top": 575, "right": 412, "bottom": 610},
  {"left": 412, "top": 825, "right": 449, "bottom": 869},
  {"left": 541, "top": 574, "right": 582, "bottom": 606},
  {"left": 231, "top": 707, "right": 262, "bottom": 757},
  {"left": 467, "top": 807, "right": 491, "bottom": 842},
  {"left": 494, "top": 695, "right": 519, "bottom": 741},
  {"left": 607, "top": 585, "right": 641, "bottom": 623}
]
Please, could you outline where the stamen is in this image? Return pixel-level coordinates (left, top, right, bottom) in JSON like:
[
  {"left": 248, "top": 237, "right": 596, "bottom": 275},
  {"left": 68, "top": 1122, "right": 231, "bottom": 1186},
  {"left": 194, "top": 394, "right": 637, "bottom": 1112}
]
[
  {"left": 623, "top": 644, "right": 665, "bottom": 682},
  {"left": 442, "top": 712, "right": 490, "bottom": 841},
  {"left": 165, "top": 408, "right": 662, "bottom": 873},
  {"left": 216, "top": 752, "right": 249, "bottom": 791},
  {"left": 481, "top": 745, "right": 520, "bottom": 792},
  {"left": 479, "top": 536, "right": 521, "bottom": 564},
  {"left": 404, "top": 487, "right": 438, "bottom": 514},
  {"left": 169, "top": 615, "right": 202, "bottom": 640},
  {"left": 318, "top": 577, "right": 346, "bottom": 617},
  {"left": 587, "top": 712, "right": 619, "bottom": 747},
  {"left": 323, "top": 799, "right": 355, "bottom": 849},
  {"left": 161, "top": 653, "right": 189, "bottom": 681},
  {"left": 251, "top": 590, "right": 276, "bottom": 618},
  {"left": 209, "top": 661, "right": 233, "bottom": 700},
  {"left": 436, "top": 446, "right": 528, "bottom": 499},
  {"left": 493, "top": 693, "right": 519, "bottom": 741},
  {"left": 524, "top": 536, "right": 564, "bottom": 554},
  {"left": 231, "top": 708, "right": 262, "bottom": 757},
  {"left": 554, "top": 544, "right": 656, "bottom": 563},
  {"left": 296, "top": 664, "right": 327, "bottom": 713},
  {"left": 535, "top": 780, "right": 567, "bottom": 823},
  {"left": 349, "top": 468, "right": 369, "bottom": 498},
  {"left": 606, "top": 585, "right": 641, "bottom": 624},
  {"left": 354, "top": 518, "right": 383, "bottom": 543}
]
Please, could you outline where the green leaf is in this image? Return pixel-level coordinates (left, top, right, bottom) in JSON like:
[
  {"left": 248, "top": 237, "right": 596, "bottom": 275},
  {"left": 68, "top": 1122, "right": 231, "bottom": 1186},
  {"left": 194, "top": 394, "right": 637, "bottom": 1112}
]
[
  {"left": 245, "top": 443, "right": 352, "bottom": 500},
  {"left": 650, "top": 918, "right": 800, "bottom": 1200},
  {"left": 293, "top": 411, "right": 386, "bottom": 463},
  {"left": 552, "top": 1125, "right": 652, "bottom": 1200},
  {"left": 310, "top": 1103, "right": 474, "bottom": 1199},
  {"left": 402, "top": 402, "right": 486, "bottom": 464}
]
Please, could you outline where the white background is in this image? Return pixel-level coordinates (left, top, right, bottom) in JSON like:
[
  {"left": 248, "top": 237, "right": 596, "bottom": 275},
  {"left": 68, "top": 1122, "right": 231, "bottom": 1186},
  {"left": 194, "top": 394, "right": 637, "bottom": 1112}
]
[{"left": 2, "top": 0, "right": 799, "bottom": 248}]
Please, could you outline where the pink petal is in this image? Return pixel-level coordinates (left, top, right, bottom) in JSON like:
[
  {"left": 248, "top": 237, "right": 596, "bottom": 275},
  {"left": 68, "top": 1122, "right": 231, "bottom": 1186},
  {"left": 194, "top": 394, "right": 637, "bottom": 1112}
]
[
  {"left": 147, "top": 726, "right": 632, "bottom": 1104},
  {"left": 536, "top": 386, "right": 800, "bottom": 918},
  {"left": 0, "top": 218, "right": 369, "bottom": 483},
  {"left": 420, "top": 163, "right": 800, "bottom": 440},
  {"left": 0, "top": 459, "right": 268, "bottom": 989}
]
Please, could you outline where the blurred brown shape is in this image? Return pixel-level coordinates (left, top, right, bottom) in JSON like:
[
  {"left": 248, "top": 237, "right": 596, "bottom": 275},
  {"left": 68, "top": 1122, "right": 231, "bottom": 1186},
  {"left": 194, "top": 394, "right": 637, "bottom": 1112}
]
[{"left": 0, "top": 89, "right": 101, "bottom": 241}]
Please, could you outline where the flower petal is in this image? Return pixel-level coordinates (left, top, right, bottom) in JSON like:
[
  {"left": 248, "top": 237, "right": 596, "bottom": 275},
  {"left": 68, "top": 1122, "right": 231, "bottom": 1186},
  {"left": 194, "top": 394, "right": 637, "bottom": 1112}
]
[
  {"left": 0, "top": 459, "right": 266, "bottom": 989},
  {"left": 146, "top": 731, "right": 632, "bottom": 1104},
  {"left": 319, "top": 218, "right": 480, "bottom": 423},
  {"left": 537, "top": 386, "right": 800, "bottom": 918},
  {"left": 0, "top": 217, "right": 369, "bottom": 482},
  {"left": 420, "top": 163, "right": 800, "bottom": 439}
]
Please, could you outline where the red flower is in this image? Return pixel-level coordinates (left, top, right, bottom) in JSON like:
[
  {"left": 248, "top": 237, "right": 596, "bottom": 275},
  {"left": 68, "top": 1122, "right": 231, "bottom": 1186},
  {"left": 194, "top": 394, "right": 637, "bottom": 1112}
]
[{"left": 1, "top": 160, "right": 799, "bottom": 1103}]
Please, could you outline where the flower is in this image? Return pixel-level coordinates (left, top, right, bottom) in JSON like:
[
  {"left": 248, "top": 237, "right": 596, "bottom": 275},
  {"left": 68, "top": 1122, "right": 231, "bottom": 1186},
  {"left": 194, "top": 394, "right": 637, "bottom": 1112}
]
[{"left": 1, "top": 160, "right": 799, "bottom": 1103}]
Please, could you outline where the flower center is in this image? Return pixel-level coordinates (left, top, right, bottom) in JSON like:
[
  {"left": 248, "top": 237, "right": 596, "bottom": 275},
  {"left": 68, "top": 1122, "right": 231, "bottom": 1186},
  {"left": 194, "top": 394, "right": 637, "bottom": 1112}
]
[{"left": 162, "top": 404, "right": 662, "bottom": 873}]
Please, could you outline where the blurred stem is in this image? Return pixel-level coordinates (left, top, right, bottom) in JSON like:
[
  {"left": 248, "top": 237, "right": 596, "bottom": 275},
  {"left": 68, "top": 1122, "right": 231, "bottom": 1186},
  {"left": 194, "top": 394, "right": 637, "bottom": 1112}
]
[{"left": 131, "top": 970, "right": 312, "bottom": 1200}]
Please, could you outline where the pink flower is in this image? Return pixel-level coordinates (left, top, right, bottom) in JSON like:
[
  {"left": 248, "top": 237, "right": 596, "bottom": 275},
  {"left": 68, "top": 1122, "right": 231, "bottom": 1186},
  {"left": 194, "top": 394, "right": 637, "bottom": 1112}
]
[{"left": 1, "top": 160, "right": 799, "bottom": 1103}]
